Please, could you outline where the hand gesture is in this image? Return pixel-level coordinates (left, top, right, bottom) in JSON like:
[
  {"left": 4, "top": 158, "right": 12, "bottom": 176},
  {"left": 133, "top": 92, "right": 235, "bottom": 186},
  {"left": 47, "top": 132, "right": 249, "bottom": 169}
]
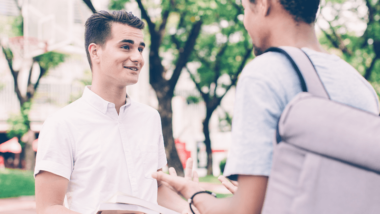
[
  {"left": 218, "top": 176, "right": 238, "bottom": 194},
  {"left": 152, "top": 158, "right": 204, "bottom": 199}
]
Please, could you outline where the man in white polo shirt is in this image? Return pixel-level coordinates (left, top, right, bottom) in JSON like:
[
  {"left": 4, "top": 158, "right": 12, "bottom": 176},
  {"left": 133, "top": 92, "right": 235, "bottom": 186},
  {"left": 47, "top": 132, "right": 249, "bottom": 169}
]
[{"left": 34, "top": 11, "right": 190, "bottom": 214}]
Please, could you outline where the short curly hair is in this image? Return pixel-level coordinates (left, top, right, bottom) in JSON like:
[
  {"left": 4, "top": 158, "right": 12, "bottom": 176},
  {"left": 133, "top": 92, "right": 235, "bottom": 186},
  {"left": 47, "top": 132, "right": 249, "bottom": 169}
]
[{"left": 250, "top": 0, "right": 320, "bottom": 24}]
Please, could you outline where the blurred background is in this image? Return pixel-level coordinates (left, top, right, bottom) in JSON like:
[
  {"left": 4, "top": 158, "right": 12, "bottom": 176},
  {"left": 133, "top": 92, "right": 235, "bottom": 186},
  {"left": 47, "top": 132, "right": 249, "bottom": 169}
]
[{"left": 0, "top": 0, "right": 379, "bottom": 213}]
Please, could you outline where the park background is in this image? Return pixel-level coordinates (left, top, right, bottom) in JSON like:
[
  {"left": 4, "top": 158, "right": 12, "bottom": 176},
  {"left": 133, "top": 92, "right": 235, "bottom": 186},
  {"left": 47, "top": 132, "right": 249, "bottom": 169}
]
[{"left": 0, "top": 0, "right": 379, "bottom": 213}]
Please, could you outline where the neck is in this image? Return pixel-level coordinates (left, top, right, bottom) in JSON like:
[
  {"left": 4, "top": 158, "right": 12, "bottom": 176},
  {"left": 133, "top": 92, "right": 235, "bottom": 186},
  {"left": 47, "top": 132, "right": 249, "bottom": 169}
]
[
  {"left": 265, "top": 17, "right": 325, "bottom": 53},
  {"left": 91, "top": 75, "right": 127, "bottom": 114}
]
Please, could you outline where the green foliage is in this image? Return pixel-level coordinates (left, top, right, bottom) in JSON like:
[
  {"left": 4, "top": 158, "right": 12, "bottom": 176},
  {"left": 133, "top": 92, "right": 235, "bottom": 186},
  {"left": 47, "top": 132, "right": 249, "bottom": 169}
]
[
  {"left": 188, "top": 0, "right": 252, "bottom": 93},
  {"left": 7, "top": 102, "right": 32, "bottom": 140},
  {"left": 34, "top": 52, "right": 67, "bottom": 71},
  {"left": 0, "top": 168, "right": 35, "bottom": 198},
  {"left": 219, "top": 158, "right": 227, "bottom": 174},
  {"left": 109, "top": 0, "right": 130, "bottom": 10},
  {"left": 186, "top": 95, "right": 201, "bottom": 104},
  {"left": 218, "top": 110, "right": 232, "bottom": 132},
  {"left": 318, "top": 0, "right": 380, "bottom": 94}
]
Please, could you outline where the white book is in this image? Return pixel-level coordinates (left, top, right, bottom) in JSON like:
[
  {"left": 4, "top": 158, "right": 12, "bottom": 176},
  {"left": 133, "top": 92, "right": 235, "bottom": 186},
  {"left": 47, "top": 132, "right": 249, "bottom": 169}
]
[{"left": 97, "top": 194, "right": 181, "bottom": 214}]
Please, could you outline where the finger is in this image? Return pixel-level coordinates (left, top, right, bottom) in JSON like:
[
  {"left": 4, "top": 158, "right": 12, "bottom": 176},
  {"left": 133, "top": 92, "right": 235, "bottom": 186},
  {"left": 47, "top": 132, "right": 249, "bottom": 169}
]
[
  {"left": 152, "top": 171, "right": 185, "bottom": 191},
  {"left": 185, "top": 158, "right": 193, "bottom": 180},
  {"left": 218, "top": 176, "right": 229, "bottom": 184},
  {"left": 192, "top": 170, "right": 199, "bottom": 183},
  {"left": 231, "top": 180, "right": 239, "bottom": 186},
  {"left": 169, "top": 167, "right": 178, "bottom": 176},
  {"left": 221, "top": 181, "right": 238, "bottom": 194}
]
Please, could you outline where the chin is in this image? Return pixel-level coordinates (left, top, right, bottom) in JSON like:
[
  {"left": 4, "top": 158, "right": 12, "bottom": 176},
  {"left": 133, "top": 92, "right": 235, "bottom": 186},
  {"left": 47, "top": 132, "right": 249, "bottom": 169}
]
[{"left": 125, "top": 78, "right": 139, "bottom": 86}]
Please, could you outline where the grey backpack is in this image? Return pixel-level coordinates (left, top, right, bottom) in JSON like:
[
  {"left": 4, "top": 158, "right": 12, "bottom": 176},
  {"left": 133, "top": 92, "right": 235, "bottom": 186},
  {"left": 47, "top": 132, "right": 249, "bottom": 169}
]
[{"left": 262, "top": 47, "right": 380, "bottom": 214}]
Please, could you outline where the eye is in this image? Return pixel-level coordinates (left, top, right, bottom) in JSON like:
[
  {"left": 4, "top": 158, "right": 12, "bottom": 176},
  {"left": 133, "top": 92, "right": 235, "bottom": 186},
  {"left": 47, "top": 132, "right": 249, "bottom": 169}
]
[
  {"left": 138, "top": 47, "right": 144, "bottom": 53},
  {"left": 122, "top": 45, "right": 130, "bottom": 50}
]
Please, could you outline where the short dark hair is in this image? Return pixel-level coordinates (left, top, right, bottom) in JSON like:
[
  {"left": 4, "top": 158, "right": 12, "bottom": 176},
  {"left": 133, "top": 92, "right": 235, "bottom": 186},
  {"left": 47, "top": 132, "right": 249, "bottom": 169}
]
[
  {"left": 250, "top": 0, "right": 320, "bottom": 24},
  {"left": 84, "top": 10, "right": 145, "bottom": 68}
]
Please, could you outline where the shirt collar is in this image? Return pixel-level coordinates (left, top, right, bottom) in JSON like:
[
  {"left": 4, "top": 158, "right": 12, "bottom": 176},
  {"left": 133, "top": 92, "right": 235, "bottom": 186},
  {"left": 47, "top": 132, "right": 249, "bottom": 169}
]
[{"left": 82, "top": 86, "right": 131, "bottom": 114}]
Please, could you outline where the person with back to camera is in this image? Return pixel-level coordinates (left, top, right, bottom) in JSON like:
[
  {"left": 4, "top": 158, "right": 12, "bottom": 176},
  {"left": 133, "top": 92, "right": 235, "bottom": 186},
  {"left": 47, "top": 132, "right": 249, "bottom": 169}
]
[
  {"left": 151, "top": 0, "right": 380, "bottom": 213},
  {"left": 34, "top": 10, "right": 199, "bottom": 214}
]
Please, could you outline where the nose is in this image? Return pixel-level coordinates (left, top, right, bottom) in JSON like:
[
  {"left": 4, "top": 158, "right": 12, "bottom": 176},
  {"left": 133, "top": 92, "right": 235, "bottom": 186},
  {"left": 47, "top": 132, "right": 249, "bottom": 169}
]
[{"left": 130, "top": 49, "right": 144, "bottom": 66}]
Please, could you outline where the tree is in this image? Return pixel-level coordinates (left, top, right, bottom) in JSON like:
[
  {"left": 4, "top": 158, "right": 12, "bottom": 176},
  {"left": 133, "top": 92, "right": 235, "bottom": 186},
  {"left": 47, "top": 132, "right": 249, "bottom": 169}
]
[
  {"left": 318, "top": 0, "right": 380, "bottom": 94},
  {"left": 1, "top": 2, "right": 66, "bottom": 170},
  {"left": 186, "top": 0, "right": 253, "bottom": 175}
]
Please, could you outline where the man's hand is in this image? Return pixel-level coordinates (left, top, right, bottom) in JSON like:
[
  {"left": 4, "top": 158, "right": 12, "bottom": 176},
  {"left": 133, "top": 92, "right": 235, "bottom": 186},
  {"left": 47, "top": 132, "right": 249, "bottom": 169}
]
[
  {"left": 218, "top": 176, "right": 238, "bottom": 194},
  {"left": 180, "top": 158, "right": 200, "bottom": 214},
  {"left": 152, "top": 158, "right": 204, "bottom": 199}
]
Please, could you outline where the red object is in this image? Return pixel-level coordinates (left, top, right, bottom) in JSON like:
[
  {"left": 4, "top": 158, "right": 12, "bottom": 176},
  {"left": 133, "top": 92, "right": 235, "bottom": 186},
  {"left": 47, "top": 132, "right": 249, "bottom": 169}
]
[
  {"left": 0, "top": 155, "right": 4, "bottom": 167},
  {"left": 212, "top": 149, "right": 227, "bottom": 153},
  {"left": 175, "top": 139, "right": 191, "bottom": 168},
  {"left": 0, "top": 137, "right": 22, "bottom": 154},
  {"left": 33, "top": 139, "right": 38, "bottom": 152}
]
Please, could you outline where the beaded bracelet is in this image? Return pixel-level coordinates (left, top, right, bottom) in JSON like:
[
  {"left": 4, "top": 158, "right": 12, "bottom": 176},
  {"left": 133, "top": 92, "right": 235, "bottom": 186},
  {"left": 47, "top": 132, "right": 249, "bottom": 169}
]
[{"left": 188, "top": 191, "right": 217, "bottom": 214}]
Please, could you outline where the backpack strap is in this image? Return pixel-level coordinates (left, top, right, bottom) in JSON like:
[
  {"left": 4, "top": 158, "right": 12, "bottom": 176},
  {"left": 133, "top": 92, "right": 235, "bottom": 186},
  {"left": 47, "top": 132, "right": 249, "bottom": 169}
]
[{"left": 265, "top": 46, "right": 330, "bottom": 99}]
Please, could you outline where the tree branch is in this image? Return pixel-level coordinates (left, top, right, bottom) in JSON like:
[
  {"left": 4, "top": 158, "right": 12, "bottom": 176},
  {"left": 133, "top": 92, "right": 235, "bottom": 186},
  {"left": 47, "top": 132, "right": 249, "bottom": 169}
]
[
  {"left": 186, "top": 66, "right": 207, "bottom": 101},
  {"left": 170, "top": 12, "right": 187, "bottom": 50},
  {"left": 1, "top": 45, "right": 25, "bottom": 105},
  {"left": 83, "top": 0, "right": 96, "bottom": 13},
  {"left": 158, "top": 0, "right": 176, "bottom": 44},
  {"left": 136, "top": 0, "right": 156, "bottom": 36},
  {"left": 220, "top": 46, "right": 252, "bottom": 99},
  {"left": 34, "top": 61, "right": 47, "bottom": 91},
  {"left": 364, "top": 56, "right": 379, "bottom": 80},
  {"left": 13, "top": 0, "right": 22, "bottom": 13},
  {"left": 168, "top": 20, "right": 203, "bottom": 94}
]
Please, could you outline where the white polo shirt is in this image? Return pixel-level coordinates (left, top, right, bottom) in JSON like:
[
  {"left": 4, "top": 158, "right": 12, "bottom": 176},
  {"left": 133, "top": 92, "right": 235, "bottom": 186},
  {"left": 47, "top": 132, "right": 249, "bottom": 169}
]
[{"left": 34, "top": 86, "right": 167, "bottom": 214}]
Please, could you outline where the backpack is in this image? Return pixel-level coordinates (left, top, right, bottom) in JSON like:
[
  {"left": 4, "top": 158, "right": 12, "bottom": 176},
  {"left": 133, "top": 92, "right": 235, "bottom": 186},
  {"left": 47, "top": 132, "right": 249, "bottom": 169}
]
[{"left": 261, "top": 47, "right": 380, "bottom": 214}]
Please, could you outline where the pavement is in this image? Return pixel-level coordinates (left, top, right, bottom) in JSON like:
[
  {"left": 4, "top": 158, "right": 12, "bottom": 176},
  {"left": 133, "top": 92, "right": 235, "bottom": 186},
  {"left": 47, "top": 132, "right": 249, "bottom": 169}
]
[
  {"left": 0, "top": 183, "right": 230, "bottom": 214},
  {"left": 0, "top": 196, "right": 36, "bottom": 214}
]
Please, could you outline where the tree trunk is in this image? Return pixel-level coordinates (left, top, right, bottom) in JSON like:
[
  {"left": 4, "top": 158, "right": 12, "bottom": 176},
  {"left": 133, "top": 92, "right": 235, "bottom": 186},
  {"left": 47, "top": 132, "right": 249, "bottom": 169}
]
[
  {"left": 157, "top": 94, "right": 184, "bottom": 176},
  {"left": 22, "top": 129, "right": 35, "bottom": 170},
  {"left": 203, "top": 111, "right": 213, "bottom": 175}
]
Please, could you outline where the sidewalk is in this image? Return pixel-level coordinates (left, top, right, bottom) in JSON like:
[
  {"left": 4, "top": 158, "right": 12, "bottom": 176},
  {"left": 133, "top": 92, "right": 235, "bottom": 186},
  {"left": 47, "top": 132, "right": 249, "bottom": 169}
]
[
  {"left": 0, "top": 183, "right": 230, "bottom": 214},
  {"left": 0, "top": 196, "right": 36, "bottom": 214}
]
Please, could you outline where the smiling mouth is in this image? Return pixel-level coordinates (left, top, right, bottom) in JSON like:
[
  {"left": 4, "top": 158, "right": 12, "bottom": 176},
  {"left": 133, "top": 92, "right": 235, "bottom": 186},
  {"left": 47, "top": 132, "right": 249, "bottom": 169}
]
[{"left": 124, "top": 67, "right": 139, "bottom": 71}]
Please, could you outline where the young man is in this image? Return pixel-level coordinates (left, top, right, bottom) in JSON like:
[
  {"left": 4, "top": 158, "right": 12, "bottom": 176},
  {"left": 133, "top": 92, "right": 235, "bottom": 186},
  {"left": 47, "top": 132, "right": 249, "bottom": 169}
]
[
  {"left": 152, "top": 0, "right": 380, "bottom": 213},
  {"left": 35, "top": 11, "right": 191, "bottom": 214}
]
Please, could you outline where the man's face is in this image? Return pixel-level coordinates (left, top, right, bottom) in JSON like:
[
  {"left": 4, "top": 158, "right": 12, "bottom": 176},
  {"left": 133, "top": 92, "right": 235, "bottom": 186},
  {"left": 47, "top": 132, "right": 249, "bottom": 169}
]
[
  {"left": 96, "top": 22, "right": 145, "bottom": 86},
  {"left": 242, "top": 0, "right": 267, "bottom": 56}
]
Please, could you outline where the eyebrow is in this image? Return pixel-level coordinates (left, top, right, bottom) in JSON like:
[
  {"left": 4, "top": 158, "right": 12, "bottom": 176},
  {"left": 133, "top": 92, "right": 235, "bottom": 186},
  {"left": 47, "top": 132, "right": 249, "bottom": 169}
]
[{"left": 120, "top": 39, "right": 145, "bottom": 47}]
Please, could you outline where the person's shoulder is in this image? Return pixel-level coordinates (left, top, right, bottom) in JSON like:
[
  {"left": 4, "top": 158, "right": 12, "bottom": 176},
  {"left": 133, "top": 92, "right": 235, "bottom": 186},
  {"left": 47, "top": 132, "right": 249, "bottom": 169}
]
[
  {"left": 241, "top": 51, "right": 294, "bottom": 80},
  {"left": 130, "top": 99, "right": 160, "bottom": 118},
  {"left": 44, "top": 98, "right": 85, "bottom": 126}
]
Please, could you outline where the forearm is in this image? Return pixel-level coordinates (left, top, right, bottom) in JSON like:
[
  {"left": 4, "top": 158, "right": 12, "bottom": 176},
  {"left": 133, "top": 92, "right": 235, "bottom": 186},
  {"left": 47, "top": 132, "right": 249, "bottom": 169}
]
[
  {"left": 193, "top": 194, "right": 235, "bottom": 214},
  {"left": 157, "top": 183, "right": 188, "bottom": 212}
]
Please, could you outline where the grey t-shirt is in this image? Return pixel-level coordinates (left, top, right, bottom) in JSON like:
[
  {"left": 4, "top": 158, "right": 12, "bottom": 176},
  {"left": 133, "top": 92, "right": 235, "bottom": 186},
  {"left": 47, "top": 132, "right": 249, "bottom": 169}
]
[{"left": 224, "top": 48, "right": 379, "bottom": 178}]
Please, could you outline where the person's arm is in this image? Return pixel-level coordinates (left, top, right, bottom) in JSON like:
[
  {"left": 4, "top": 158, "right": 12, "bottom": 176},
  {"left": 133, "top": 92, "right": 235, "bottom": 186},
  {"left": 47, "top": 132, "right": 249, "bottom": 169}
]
[
  {"left": 35, "top": 171, "right": 79, "bottom": 214},
  {"left": 152, "top": 171, "right": 268, "bottom": 214},
  {"left": 157, "top": 159, "right": 200, "bottom": 214},
  {"left": 157, "top": 168, "right": 188, "bottom": 212}
]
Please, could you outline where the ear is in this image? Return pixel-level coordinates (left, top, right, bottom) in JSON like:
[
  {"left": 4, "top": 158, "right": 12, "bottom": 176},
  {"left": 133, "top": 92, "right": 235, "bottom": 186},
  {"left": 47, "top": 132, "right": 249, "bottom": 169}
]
[
  {"left": 257, "top": 0, "right": 272, "bottom": 16},
  {"left": 88, "top": 43, "right": 101, "bottom": 65}
]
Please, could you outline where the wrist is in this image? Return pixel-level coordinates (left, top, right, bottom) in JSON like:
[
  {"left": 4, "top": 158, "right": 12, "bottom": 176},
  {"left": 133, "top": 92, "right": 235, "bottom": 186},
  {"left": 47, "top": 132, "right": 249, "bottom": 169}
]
[{"left": 189, "top": 191, "right": 216, "bottom": 213}]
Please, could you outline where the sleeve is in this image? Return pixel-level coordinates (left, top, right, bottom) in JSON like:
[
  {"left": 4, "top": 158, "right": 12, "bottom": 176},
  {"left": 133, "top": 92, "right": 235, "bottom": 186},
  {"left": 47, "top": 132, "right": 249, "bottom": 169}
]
[
  {"left": 223, "top": 72, "right": 286, "bottom": 180},
  {"left": 156, "top": 112, "right": 167, "bottom": 170},
  {"left": 34, "top": 117, "right": 74, "bottom": 180}
]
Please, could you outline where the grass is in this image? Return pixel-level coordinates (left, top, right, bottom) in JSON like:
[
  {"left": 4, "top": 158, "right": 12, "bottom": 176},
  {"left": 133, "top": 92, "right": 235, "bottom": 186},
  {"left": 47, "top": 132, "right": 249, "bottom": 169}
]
[
  {"left": 0, "top": 169, "right": 231, "bottom": 199},
  {"left": 199, "top": 175, "right": 221, "bottom": 184},
  {"left": 0, "top": 168, "right": 35, "bottom": 198},
  {"left": 199, "top": 175, "right": 233, "bottom": 198}
]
